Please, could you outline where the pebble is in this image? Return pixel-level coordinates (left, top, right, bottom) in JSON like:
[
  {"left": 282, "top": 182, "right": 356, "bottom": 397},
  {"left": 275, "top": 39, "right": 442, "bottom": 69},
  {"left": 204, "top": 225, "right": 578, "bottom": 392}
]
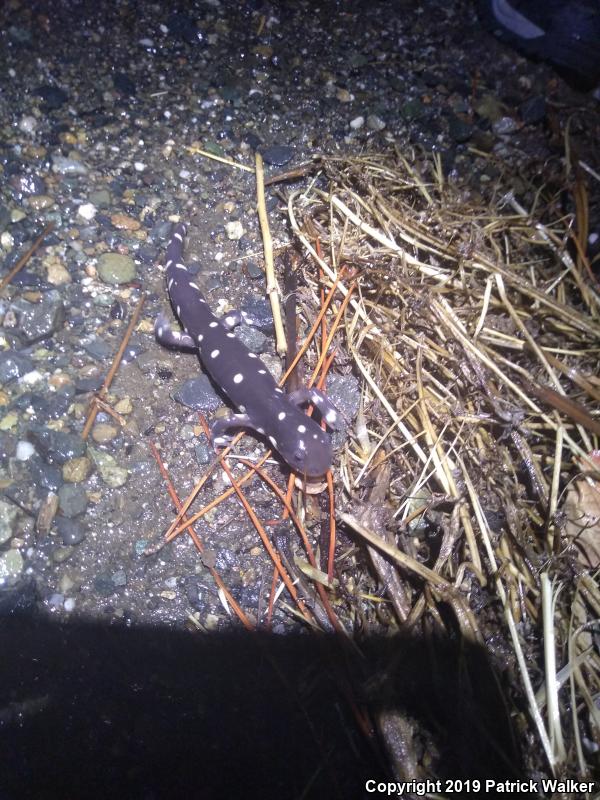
[
  {"left": 96, "top": 252, "right": 136, "bottom": 285},
  {"left": 259, "top": 145, "right": 294, "bottom": 166},
  {"left": 88, "top": 446, "right": 128, "bottom": 487},
  {"left": 51, "top": 155, "right": 88, "bottom": 176},
  {"left": 349, "top": 115, "right": 365, "bottom": 130},
  {"left": 225, "top": 220, "right": 244, "bottom": 240},
  {"left": 0, "top": 353, "right": 34, "bottom": 383},
  {"left": 174, "top": 376, "right": 222, "bottom": 412},
  {"left": 88, "top": 189, "right": 111, "bottom": 208},
  {"left": 62, "top": 456, "right": 92, "bottom": 483},
  {"left": 0, "top": 412, "right": 18, "bottom": 431},
  {"left": 240, "top": 298, "right": 273, "bottom": 333},
  {"left": 336, "top": 88, "right": 354, "bottom": 103},
  {"left": 27, "top": 195, "right": 55, "bottom": 211},
  {"left": 78, "top": 203, "right": 97, "bottom": 221},
  {"left": 114, "top": 397, "right": 132, "bottom": 414},
  {"left": 55, "top": 516, "right": 86, "bottom": 545},
  {"left": 0, "top": 550, "right": 24, "bottom": 582},
  {"left": 18, "top": 115, "right": 38, "bottom": 134},
  {"left": 235, "top": 324, "right": 267, "bottom": 354},
  {"left": 110, "top": 213, "right": 141, "bottom": 231},
  {"left": 15, "top": 441, "right": 35, "bottom": 461},
  {"left": 366, "top": 114, "right": 386, "bottom": 131},
  {"left": 10, "top": 291, "right": 65, "bottom": 344},
  {"left": 26, "top": 426, "right": 86, "bottom": 465},
  {"left": 0, "top": 499, "right": 18, "bottom": 545},
  {"left": 493, "top": 116, "right": 519, "bottom": 136},
  {"left": 91, "top": 423, "right": 119, "bottom": 443},
  {"left": 46, "top": 261, "right": 72, "bottom": 285},
  {"left": 58, "top": 484, "right": 88, "bottom": 517}
]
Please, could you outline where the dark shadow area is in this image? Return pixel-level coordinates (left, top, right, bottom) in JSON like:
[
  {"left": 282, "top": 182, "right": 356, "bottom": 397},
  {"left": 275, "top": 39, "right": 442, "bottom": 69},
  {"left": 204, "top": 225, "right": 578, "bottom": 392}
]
[{"left": 0, "top": 591, "right": 523, "bottom": 800}]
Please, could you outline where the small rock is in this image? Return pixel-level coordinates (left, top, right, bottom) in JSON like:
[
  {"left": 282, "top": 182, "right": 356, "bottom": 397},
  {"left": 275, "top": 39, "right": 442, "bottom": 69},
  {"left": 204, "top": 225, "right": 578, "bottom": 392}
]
[
  {"left": 0, "top": 352, "right": 34, "bottom": 383},
  {"left": 58, "top": 484, "right": 88, "bottom": 517},
  {"left": 27, "top": 195, "right": 55, "bottom": 211},
  {"left": 97, "top": 253, "right": 136, "bottom": 285},
  {"left": 493, "top": 116, "right": 519, "bottom": 136},
  {"left": 51, "top": 155, "right": 88, "bottom": 176},
  {"left": 55, "top": 516, "right": 86, "bottom": 545},
  {"left": 0, "top": 499, "right": 18, "bottom": 545},
  {"left": 78, "top": 203, "right": 97, "bottom": 221},
  {"left": 91, "top": 423, "right": 119, "bottom": 443},
  {"left": 110, "top": 213, "right": 141, "bottom": 231},
  {"left": 10, "top": 291, "right": 65, "bottom": 344},
  {"left": 349, "top": 115, "right": 365, "bottom": 130},
  {"left": 336, "top": 88, "right": 354, "bottom": 103},
  {"left": 366, "top": 114, "right": 386, "bottom": 131},
  {"left": 88, "top": 446, "right": 128, "bottom": 487},
  {"left": 114, "top": 397, "right": 133, "bottom": 414},
  {"left": 46, "top": 261, "right": 71, "bottom": 285},
  {"left": 259, "top": 145, "right": 294, "bottom": 166},
  {"left": 174, "top": 376, "right": 221, "bottom": 412},
  {"left": 225, "top": 220, "right": 244, "bottom": 240},
  {"left": 0, "top": 550, "right": 23, "bottom": 582},
  {"left": 15, "top": 441, "right": 35, "bottom": 461},
  {"left": 18, "top": 115, "right": 38, "bottom": 135},
  {"left": 62, "top": 456, "right": 92, "bottom": 483}
]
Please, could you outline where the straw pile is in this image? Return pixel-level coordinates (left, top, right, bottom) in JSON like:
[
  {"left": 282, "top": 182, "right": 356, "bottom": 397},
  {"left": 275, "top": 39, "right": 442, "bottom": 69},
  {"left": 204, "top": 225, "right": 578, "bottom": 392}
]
[{"left": 287, "top": 151, "right": 600, "bottom": 782}]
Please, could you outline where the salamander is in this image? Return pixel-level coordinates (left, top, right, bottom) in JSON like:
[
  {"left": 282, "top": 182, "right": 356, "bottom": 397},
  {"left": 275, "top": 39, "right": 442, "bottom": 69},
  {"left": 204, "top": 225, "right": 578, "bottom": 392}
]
[{"left": 156, "top": 222, "right": 341, "bottom": 477}]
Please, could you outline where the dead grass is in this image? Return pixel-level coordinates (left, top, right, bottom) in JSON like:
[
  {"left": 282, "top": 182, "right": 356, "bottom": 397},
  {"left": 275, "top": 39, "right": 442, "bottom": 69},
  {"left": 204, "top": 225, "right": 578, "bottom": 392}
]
[{"left": 286, "top": 150, "right": 600, "bottom": 784}]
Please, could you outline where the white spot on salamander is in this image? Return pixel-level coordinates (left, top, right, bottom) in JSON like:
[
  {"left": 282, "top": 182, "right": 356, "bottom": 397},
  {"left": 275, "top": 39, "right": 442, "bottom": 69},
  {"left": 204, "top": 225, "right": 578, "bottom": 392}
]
[
  {"left": 248, "top": 353, "right": 258, "bottom": 358},
  {"left": 157, "top": 326, "right": 163, "bottom": 337},
  {"left": 274, "top": 387, "right": 284, "bottom": 394},
  {"left": 173, "top": 232, "right": 183, "bottom": 241},
  {"left": 257, "top": 426, "right": 265, "bottom": 434},
  {"left": 277, "top": 411, "right": 286, "bottom": 421},
  {"left": 176, "top": 305, "right": 181, "bottom": 317},
  {"left": 268, "top": 435, "right": 277, "bottom": 447},
  {"left": 209, "top": 321, "right": 219, "bottom": 328},
  {"left": 189, "top": 282, "right": 200, "bottom": 290},
  {"left": 233, "top": 373, "right": 244, "bottom": 384},
  {"left": 167, "top": 278, "right": 174, "bottom": 290},
  {"left": 226, "top": 332, "right": 235, "bottom": 338},
  {"left": 298, "top": 440, "right": 305, "bottom": 450},
  {"left": 175, "top": 263, "right": 187, "bottom": 270},
  {"left": 197, "top": 334, "right": 204, "bottom": 343},
  {"left": 166, "top": 260, "right": 173, "bottom": 268},
  {"left": 210, "top": 349, "right": 220, "bottom": 358},
  {"left": 239, "top": 404, "right": 246, "bottom": 412},
  {"left": 297, "top": 424, "right": 306, "bottom": 433},
  {"left": 258, "top": 369, "right": 266, "bottom": 375},
  {"left": 224, "top": 315, "right": 236, "bottom": 326}
]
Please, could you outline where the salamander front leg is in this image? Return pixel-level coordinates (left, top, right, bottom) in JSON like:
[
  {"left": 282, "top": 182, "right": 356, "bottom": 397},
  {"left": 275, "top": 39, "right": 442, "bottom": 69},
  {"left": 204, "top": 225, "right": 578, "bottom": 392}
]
[
  {"left": 155, "top": 312, "right": 197, "bottom": 352},
  {"left": 288, "top": 387, "right": 343, "bottom": 430},
  {"left": 210, "top": 412, "right": 253, "bottom": 448}
]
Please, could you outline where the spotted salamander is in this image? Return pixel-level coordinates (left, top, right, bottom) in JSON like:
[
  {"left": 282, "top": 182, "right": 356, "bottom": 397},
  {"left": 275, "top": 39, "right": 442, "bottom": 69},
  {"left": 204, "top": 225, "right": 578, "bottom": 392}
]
[{"left": 156, "top": 223, "right": 341, "bottom": 477}]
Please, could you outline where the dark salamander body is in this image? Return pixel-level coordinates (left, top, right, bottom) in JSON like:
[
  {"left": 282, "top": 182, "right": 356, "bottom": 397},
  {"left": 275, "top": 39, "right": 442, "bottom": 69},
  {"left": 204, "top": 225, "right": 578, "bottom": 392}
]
[{"left": 156, "top": 223, "right": 340, "bottom": 477}]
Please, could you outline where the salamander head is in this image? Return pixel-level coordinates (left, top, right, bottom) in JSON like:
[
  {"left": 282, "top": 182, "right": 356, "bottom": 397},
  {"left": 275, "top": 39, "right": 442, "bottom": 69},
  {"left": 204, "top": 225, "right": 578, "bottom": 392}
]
[{"left": 270, "top": 414, "right": 333, "bottom": 478}]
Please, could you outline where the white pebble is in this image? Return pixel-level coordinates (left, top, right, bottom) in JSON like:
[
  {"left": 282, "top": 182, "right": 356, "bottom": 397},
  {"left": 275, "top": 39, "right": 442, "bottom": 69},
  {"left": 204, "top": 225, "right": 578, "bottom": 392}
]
[
  {"left": 18, "top": 115, "right": 38, "bottom": 134},
  {"left": 15, "top": 441, "right": 35, "bottom": 461},
  {"left": 78, "top": 202, "right": 97, "bottom": 221},
  {"left": 349, "top": 115, "right": 365, "bottom": 130}
]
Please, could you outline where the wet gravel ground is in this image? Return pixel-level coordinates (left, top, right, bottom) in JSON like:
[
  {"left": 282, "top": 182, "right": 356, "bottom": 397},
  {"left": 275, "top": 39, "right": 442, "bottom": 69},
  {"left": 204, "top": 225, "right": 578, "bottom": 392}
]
[{"left": 0, "top": 0, "right": 598, "bottom": 796}]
